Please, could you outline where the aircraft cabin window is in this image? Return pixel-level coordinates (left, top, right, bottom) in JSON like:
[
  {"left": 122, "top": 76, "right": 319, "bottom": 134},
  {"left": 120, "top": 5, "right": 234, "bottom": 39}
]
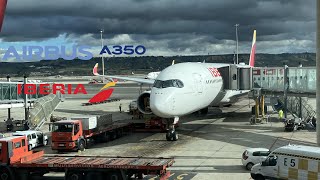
[{"left": 153, "top": 79, "right": 184, "bottom": 88}]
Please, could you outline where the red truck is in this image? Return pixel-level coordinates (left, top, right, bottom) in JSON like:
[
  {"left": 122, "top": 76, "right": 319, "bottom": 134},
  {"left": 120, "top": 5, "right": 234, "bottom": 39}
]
[
  {"left": 0, "top": 136, "right": 174, "bottom": 180},
  {"left": 51, "top": 114, "right": 133, "bottom": 151}
]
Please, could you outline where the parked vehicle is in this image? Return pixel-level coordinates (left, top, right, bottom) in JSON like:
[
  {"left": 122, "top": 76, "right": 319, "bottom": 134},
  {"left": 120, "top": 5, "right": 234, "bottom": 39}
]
[
  {"left": 12, "top": 130, "right": 48, "bottom": 150},
  {"left": 0, "top": 136, "right": 174, "bottom": 180},
  {"left": 51, "top": 114, "right": 133, "bottom": 151},
  {"left": 242, "top": 148, "right": 270, "bottom": 170},
  {"left": 251, "top": 144, "right": 320, "bottom": 180}
]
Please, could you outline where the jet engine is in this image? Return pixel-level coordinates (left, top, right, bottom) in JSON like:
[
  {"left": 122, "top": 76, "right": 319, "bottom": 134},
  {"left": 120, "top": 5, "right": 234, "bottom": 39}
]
[{"left": 137, "top": 91, "right": 153, "bottom": 114}]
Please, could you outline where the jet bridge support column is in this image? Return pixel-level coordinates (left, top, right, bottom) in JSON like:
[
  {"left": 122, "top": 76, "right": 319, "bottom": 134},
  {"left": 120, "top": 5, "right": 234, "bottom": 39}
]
[
  {"left": 260, "top": 95, "right": 265, "bottom": 118},
  {"left": 317, "top": 0, "right": 320, "bottom": 146},
  {"left": 255, "top": 98, "right": 260, "bottom": 119},
  {"left": 6, "top": 76, "right": 11, "bottom": 120},
  {"left": 24, "top": 75, "right": 28, "bottom": 121},
  {"left": 283, "top": 65, "right": 289, "bottom": 119}
]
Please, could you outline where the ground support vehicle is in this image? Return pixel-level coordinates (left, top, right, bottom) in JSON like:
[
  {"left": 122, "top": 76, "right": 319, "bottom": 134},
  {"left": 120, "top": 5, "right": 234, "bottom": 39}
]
[
  {"left": 251, "top": 144, "right": 320, "bottom": 180},
  {"left": 241, "top": 148, "right": 270, "bottom": 170},
  {"left": 0, "top": 136, "right": 174, "bottom": 180},
  {"left": 12, "top": 130, "right": 48, "bottom": 150},
  {"left": 51, "top": 115, "right": 133, "bottom": 151}
]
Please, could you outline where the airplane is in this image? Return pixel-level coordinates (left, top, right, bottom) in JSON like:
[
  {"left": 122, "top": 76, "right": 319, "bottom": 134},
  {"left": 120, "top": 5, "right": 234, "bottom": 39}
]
[
  {"left": 93, "top": 30, "right": 257, "bottom": 141},
  {"left": 0, "top": 0, "right": 8, "bottom": 32},
  {"left": 145, "top": 60, "right": 175, "bottom": 79}
]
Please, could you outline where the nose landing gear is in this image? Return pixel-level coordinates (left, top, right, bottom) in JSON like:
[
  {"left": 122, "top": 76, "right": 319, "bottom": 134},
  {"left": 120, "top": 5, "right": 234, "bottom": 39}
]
[{"left": 165, "top": 117, "right": 179, "bottom": 141}]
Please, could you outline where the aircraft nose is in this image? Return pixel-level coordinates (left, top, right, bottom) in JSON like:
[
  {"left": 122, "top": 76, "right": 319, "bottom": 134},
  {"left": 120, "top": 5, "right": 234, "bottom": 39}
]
[{"left": 150, "top": 94, "right": 172, "bottom": 117}]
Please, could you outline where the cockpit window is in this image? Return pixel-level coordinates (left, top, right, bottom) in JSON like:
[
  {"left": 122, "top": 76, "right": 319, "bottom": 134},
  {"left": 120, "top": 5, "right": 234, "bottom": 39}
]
[{"left": 153, "top": 79, "right": 184, "bottom": 89}]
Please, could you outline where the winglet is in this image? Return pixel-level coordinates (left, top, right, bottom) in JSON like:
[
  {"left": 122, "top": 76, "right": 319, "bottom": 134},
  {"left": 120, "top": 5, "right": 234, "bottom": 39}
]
[
  {"left": 0, "top": 0, "right": 8, "bottom": 32},
  {"left": 93, "top": 63, "right": 100, "bottom": 76},
  {"left": 249, "top": 30, "right": 256, "bottom": 67}
]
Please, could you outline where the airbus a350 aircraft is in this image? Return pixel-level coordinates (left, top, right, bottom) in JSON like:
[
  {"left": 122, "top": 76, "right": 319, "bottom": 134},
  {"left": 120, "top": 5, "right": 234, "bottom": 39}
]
[
  {"left": 93, "top": 30, "right": 256, "bottom": 141},
  {"left": 145, "top": 60, "right": 175, "bottom": 79}
]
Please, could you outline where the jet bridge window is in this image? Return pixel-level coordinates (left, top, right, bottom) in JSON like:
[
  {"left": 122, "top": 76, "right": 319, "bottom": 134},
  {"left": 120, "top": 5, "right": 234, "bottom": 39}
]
[{"left": 153, "top": 79, "right": 184, "bottom": 88}]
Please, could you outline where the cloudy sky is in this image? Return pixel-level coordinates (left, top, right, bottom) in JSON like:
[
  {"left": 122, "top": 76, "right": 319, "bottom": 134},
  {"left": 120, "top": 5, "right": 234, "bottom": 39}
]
[{"left": 0, "top": 0, "right": 316, "bottom": 58}]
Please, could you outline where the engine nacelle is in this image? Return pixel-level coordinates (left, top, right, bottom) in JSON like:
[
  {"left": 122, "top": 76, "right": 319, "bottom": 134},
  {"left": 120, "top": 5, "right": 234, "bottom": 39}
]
[{"left": 137, "top": 91, "right": 153, "bottom": 114}]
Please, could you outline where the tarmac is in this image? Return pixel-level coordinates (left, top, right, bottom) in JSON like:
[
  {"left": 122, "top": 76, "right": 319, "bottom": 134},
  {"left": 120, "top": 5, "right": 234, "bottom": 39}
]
[{"left": 0, "top": 81, "right": 318, "bottom": 180}]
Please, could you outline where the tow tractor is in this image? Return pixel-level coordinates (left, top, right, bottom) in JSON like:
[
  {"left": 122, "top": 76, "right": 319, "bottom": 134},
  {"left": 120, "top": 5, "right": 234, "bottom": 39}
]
[{"left": 0, "top": 136, "right": 174, "bottom": 180}]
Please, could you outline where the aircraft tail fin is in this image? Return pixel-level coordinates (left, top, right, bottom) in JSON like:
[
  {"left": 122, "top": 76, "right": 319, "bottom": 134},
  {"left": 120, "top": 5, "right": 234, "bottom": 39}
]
[
  {"left": 93, "top": 63, "right": 100, "bottom": 76},
  {"left": 249, "top": 30, "right": 256, "bottom": 67},
  {"left": 172, "top": 60, "right": 175, "bottom": 65},
  {"left": 0, "top": 0, "right": 8, "bottom": 32}
]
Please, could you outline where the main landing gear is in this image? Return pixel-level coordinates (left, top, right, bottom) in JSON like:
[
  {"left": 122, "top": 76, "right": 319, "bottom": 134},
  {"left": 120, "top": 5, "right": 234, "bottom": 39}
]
[{"left": 166, "top": 117, "right": 179, "bottom": 141}]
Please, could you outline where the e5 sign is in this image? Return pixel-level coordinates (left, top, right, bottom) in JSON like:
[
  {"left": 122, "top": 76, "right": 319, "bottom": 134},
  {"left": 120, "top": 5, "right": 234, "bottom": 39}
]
[{"left": 100, "top": 45, "right": 146, "bottom": 55}]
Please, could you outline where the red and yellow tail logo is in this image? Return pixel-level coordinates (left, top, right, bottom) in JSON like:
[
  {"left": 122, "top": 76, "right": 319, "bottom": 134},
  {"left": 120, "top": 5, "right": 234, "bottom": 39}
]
[
  {"left": 89, "top": 63, "right": 116, "bottom": 103},
  {"left": 249, "top": 30, "right": 256, "bottom": 67},
  {"left": 0, "top": 0, "right": 8, "bottom": 32},
  {"left": 88, "top": 82, "right": 116, "bottom": 103}
]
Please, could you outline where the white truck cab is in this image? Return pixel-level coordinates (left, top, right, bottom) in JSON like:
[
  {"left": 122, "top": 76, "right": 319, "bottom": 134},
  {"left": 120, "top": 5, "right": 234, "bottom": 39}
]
[
  {"left": 12, "top": 130, "right": 48, "bottom": 150},
  {"left": 251, "top": 144, "right": 320, "bottom": 180}
]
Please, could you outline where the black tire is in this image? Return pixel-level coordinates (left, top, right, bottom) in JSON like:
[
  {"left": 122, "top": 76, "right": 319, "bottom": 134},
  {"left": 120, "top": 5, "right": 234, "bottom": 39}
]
[
  {"left": 200, "top": 107, "right": 208, "bottom": 115},
  {"left": 107, "top": 171, "right": 123, "bottom": 180},
  {"left": 166, "top": 131, "right": 172, "bottom": 141},
  {"left": 85, "top": 172, "right": 103, "bottom": 180},
  {"left": 254, "top": 174, "right": 265, "bottom": 180},
  {"left": 246, "top": 162, "right": 254, "bottom": 170},
  {"left": 117, "top": 129, "right": 123, "bottom": 138},
  {"left": 0, "top": 168, "right": 12, "bottom": 180},
  {"left": 78, "top": 140, "right": 85, "bottom": 151},
  {"left": 172, "top": 131, "right": 178, "bottom": 141},
  {"left": 66, "top": 171, "right": 83, "bottom": 180}
]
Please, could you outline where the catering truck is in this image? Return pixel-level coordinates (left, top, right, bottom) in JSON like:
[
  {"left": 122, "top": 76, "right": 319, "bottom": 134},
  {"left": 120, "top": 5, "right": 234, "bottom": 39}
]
[
  {"left": 251, "top": 144, "right": 320, "bottom": 180},
  {"left": 51, "top": 114, "right": 133, "bottom": 151},
  {"left": 0, "top": 136, "right": 174, "bottom": 180}
]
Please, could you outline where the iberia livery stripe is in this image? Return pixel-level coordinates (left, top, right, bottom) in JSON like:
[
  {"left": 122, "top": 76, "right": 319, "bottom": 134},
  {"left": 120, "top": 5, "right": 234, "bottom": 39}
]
[
  {"left": 100, "top": 81, "right": 116, "bottom": 91},
  {"left": 249, "top": 30, "right": 256, "bottom": 67},
  {"left": 0, "top": 0, "right": 7, "bottom": 32}
]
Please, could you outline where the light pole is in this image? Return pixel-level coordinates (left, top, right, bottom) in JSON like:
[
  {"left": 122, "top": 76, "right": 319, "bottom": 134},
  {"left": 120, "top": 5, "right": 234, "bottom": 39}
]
[
  {"left": 316, "top": 0, "right": 320, "bottom": 146},
  {"left": 235, "top": 24, "right": 239, "bottom": 64},
  {"left": 100, "top": 29, "right": 105, "bottom": 83}
]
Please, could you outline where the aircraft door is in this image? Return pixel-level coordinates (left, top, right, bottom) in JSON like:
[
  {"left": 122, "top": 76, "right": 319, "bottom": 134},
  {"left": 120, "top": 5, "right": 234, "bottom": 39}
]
[{"left": 193, "top": 73, "right": 203, "bottom": 94}]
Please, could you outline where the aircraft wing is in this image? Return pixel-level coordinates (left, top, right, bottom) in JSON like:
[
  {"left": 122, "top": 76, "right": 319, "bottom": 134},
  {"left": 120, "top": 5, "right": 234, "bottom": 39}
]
[{"left": 93, "top": 63, "right": 155, "bottom": 85}]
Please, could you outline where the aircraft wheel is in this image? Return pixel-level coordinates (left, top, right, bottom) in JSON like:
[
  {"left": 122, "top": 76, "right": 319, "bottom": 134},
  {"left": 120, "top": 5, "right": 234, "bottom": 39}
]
[
  {"left": 166, "top": 131, "right": 172, "bottom": 141},
  {"left": 172, "top": 131, "right": 178, "bottom": 141}
]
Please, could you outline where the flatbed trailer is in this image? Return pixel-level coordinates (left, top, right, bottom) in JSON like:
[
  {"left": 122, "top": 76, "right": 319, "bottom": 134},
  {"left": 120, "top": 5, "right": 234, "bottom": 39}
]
[
  {"left": 52, "top": 116, "right": 134, "bottom": 151},
  {"left": 0, "top": 136, "right": 174, "bottom": 180}
]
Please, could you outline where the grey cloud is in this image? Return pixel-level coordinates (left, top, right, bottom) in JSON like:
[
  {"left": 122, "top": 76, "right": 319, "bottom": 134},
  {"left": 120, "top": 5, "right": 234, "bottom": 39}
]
[{"left": 0, "top": 0, "right": 316, "bottom": 54}]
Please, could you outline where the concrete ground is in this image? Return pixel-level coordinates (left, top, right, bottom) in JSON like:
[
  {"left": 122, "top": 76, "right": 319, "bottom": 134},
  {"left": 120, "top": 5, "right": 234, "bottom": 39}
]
[{"left": 0, "top": 82, "right": 317, "bottom": 180}]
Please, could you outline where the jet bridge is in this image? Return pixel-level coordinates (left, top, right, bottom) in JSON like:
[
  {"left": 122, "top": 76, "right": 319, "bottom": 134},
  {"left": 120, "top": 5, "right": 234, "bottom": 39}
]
[
  {"left": 218, "top": 64, "right": 252, "bottom": 91},
  {"left": 249, "top": 66, "right": 316, "bottom": 125}
]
